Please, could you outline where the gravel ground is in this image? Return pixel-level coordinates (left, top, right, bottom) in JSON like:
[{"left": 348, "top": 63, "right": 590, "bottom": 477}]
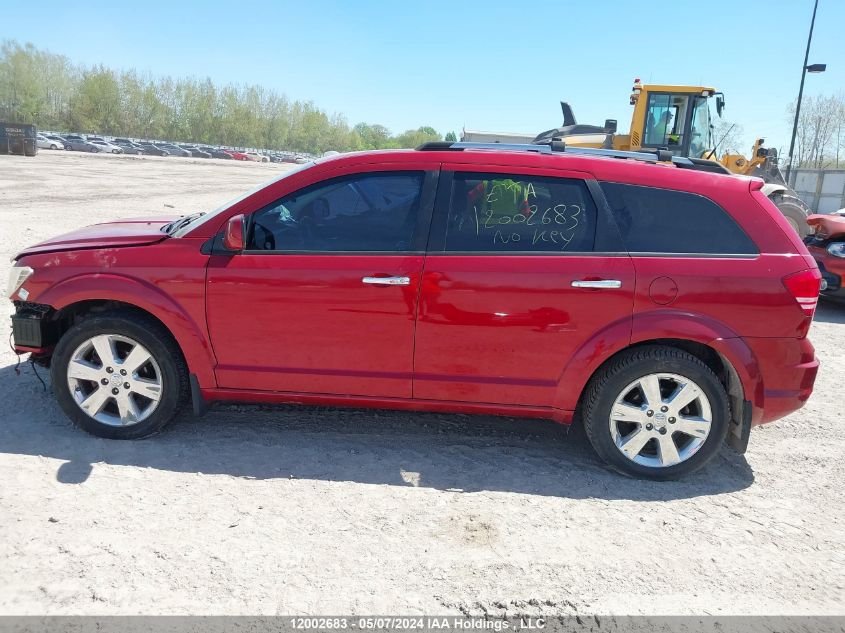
[{"left": 0, "top": 151, "right": 843, "bottom": 616}]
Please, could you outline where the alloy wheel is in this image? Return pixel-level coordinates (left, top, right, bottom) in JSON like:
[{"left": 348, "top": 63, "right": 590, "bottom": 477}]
[
  {"left": 66, "top": 334, "right": 163, "bottom": 426},
  {"left": 608, "top": 373, "right": 712, "bottom": 468}
]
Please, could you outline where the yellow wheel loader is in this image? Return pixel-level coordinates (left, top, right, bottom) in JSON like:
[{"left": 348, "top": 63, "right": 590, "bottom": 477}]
[{"left": 533, "top": 80, "right": 810, "bottom": 236}]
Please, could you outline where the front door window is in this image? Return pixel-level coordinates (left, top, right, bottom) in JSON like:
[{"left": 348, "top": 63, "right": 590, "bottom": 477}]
[{"left": 248, "top": 172, "right": 424, "bottom": 252}]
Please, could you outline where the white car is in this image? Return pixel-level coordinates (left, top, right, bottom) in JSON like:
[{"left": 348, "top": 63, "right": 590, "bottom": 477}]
[
  {"left": 89, "top": 140, "right": 123, "bottom": 154},
  {"left": 244, "top": 151, "right": 269, "bottom": 163},
  {"left": 37, "top": 134, "right": 64, "bottom": 150}
]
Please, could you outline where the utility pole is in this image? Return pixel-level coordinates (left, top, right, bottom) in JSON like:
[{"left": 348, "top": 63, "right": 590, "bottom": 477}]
[{"left": 786, "top": 0, "right": 827, "bottom": 182}]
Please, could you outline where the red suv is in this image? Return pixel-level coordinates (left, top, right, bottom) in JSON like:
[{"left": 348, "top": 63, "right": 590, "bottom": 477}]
[{"left": 7, "top": 143, "right": 821, "bottom": 479}]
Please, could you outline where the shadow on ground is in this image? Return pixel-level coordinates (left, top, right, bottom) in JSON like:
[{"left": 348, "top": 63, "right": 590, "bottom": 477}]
[{"left": 0, "top": 361, "right": 754, "bottom": 500}]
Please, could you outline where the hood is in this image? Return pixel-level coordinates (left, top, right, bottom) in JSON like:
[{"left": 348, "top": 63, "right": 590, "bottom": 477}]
[
  {"left": 807, "top": 213, "right": 845, "bottom": 240},
  {"left": 15, "top": 215, "right": 178, "bottom": 259}
]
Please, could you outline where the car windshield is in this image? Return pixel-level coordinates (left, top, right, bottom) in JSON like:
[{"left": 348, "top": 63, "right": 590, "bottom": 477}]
[{"left": 171, "top": 160, "right": 317, "bottom": 237}]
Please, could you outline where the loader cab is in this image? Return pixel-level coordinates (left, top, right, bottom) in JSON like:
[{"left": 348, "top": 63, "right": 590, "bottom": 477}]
[{"left": 634, "top": 86, "right": 716, "bottom": 159}]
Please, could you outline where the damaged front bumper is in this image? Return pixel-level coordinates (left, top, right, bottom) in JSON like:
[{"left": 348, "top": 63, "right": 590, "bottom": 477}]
[{"left": 10, "top": 301, "right": 57, "bottom": 352}]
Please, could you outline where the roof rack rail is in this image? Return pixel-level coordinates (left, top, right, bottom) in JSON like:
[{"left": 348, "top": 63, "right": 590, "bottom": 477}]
[
  {"left": 416, "top": 141, "right": 553, "bottom": 154},
  {"left": 415, "top": 141, "right": 699, "bottom": 168}
]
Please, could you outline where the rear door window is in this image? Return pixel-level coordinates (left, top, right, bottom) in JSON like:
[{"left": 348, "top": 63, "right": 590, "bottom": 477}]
[
  {"left": 443, "top": 173, "right": 597, "bottom": 252},
  {"left": 600, "top": 182, "right": 758, "bottom": 255}
]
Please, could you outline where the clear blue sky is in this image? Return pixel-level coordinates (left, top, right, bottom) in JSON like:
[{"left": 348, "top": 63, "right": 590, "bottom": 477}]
[{"left": 4, "top": 0, "right": 843, "bottom": 151}]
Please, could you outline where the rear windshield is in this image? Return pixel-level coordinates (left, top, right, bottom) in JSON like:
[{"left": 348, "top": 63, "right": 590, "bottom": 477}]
[{"left": 600, "top": 182, "right": 758, "bottom": 255}]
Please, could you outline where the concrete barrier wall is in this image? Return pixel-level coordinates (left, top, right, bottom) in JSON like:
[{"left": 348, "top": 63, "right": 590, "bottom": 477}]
[{"left": 789, "top": 169, "right": 845, "bottom": 213}]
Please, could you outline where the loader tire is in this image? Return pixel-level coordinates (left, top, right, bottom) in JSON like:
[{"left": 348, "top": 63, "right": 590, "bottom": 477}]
[{"left": 772, "top": 194, "right": 810, "bottom": 238}]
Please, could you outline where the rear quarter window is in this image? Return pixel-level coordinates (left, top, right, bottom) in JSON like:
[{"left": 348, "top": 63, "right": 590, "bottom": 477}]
[{"left": 600, "top": 182, "right": 758, "bottom": 255}]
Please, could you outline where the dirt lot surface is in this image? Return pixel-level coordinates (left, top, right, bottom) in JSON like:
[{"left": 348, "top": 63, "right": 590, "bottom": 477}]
[{"left": 1, "top": 151, "right": 843, "bottom": 616}]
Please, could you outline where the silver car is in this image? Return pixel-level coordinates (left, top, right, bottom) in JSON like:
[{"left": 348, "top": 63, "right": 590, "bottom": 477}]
[
  {"left": 112, "top": 139, "right": 147, "bottom": 155},
  {"left": 89, "top": 139, "right": 123, "bottom": 154},
  {"left": 62, "top": 135, "right": 99, "bottom": 152},
  {"left": 36, "top": 134, "right": 65, "bottom": 150}
]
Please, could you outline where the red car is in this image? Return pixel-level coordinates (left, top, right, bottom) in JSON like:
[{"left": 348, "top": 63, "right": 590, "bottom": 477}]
[
  {"left": 223, "top": 149, "right": 249, "bottom": 161},
  {"left": 805, "top": 212, "right": 845, "bottom": 302},
  {"left": 7, "top": 143, "right": 821, "bottom": 479}
]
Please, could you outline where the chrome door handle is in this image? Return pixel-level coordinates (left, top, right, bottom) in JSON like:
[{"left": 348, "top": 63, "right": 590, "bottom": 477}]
[
  {"left": 571, "top": 279, "right": 622, "bottom": 289},
  {"left": 362, "top": 276, "right": 410, "bottom": 286}
]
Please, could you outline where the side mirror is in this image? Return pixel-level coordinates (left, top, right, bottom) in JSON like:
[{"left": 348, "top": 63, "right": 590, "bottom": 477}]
[
  {"left": 603, "top": 119, "right": 617, "bottom": 134},
  {"left": 223, "top": 214, "right": 245, "bottom": 251}
]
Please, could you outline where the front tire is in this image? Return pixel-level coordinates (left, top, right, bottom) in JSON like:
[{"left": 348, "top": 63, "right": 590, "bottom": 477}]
[
  {"left": 582, "top": 346, "right": 730, "bottom": 480},
  {"left": 51, "top": 311, "right": 188, "bottom": 439}
]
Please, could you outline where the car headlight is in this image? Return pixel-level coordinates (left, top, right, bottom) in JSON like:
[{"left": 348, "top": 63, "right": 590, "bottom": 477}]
[
  {"left": 7, "top": 266, "right": 34, "bottom": 299},
  {"left": 828, "top": 242, "right": 845, "bottom": 258}
]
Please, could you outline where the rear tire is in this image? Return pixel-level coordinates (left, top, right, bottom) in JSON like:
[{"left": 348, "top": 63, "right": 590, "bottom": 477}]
[
  {"left": 51, "top": 311, "right": 189, "bottom": 439},
  {"left": 582, "top": 345, "right": 730, "bottom": 480}
]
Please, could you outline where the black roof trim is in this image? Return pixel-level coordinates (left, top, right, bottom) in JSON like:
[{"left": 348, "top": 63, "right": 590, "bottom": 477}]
[{"left": 414, "top": 141, "right": 735, "bottom": 174}]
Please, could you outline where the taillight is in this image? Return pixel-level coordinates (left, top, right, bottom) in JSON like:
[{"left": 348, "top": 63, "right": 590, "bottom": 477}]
[{"left": 782, "top": 268, "right": 822, "bottom": 317}]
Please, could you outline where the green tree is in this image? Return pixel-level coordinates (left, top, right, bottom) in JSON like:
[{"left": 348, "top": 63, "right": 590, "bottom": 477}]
[
  {"left": 394, "top": 126, "right": 441, "bottom": 148},
  {"left": 353, "top": 122, "right": 392, "bottom": 149},
  {"left": 0, "top": 41, "right": 50, "bottom": 123},
  {"left": 444, "top": 131, "right": 457, "bottom": 142},
  {"left": 70, "top": 66, "right": 122, "bottom": 133}
]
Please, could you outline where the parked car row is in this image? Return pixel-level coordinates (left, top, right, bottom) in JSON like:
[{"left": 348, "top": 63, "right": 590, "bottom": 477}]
[{"left": 38, "top": 131, "right": 316, "bottom": 162}]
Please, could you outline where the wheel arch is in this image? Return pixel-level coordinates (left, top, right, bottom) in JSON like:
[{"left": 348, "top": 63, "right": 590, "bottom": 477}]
[
  {"left": 555, "top": 307, "right": 763, "bottom": 451},
  {"left": 555, "top": 310, "right": 747, "bottom": 409},
  {"left": 569, "top": 336, "right": 760, "bottom": 453},
  {"left": 37, "top": 275, "right": 217, "bottom": 387}
]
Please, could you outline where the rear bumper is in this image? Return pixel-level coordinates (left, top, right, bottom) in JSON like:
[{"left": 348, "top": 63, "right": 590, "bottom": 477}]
[{"left": 744, "top": 336, "right": 819, "bottom": 425}]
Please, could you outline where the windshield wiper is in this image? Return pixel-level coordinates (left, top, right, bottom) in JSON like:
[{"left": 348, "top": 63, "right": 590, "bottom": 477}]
[{"left": 162, "top": 212, "right": 205, "bottom": 235}]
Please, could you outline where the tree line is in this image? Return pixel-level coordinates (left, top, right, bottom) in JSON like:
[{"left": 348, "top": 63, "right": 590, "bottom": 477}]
[
  {"left": 0, "top": 40, "right": 452, "bottom": 153},
  {"left": 787, "top": 94, "right": 845, "bottom": 169},
  {"left": 4, "top": 39, "right": 844, "bottom": 166}
]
